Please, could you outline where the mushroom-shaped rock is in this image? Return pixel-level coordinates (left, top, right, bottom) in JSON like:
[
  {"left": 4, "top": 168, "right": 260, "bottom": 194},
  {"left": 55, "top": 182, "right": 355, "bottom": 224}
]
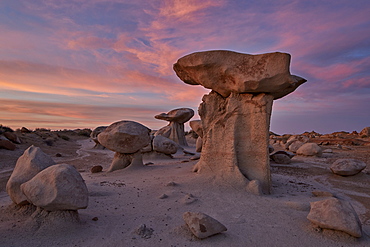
[
  {"left": 90, "top": 126, "right": 107, "bottom": 149},
  {"left": 174, "top": 50, "right": 306, "bottom": 99},
  {"left": 154, "top": 108, "right": 194, "bottom": 146},
  {"left": 21, "top": 164, "right": 88, "bottom": 211},
  {"left": 6, "top": 145, "right": 55, "bottom": 205},
  {"left": 173, "top": 50, "right": 306, "bottom": 194},
  {"left": 307, "top": 198, "right": 362, "bottom": 237},
  {"left": 183, "top": 212, "right": 227, "bottom": 239},
  {"left": 330, "top": 159, "right": 366, "bottom": 176},
  {"left": 97, "top": 120, "right": 151, "bottom": 172}
]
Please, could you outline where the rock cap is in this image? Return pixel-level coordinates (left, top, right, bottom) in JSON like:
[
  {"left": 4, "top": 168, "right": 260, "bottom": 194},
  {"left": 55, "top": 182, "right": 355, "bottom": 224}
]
[{"left": 174, "top": 50, "right": 306, "bottom": 99}]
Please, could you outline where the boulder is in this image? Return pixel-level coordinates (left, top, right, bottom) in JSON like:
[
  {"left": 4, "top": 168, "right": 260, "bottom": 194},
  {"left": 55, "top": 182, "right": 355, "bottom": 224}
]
[
  {"left": 270, "top": 153, "right": 291, "bottom": 164},
  {"left": 173, "top": 50, "right": 306, "bottom": 99},
  {"left": 359, "top": 127, "right": 370, "bottom": 137},
  {"left": 155, "top": 108, "right": 194, "bottom": 146},
  {"left": 288, "top": 140, "right": 304, "bottom": 153},
  {"left": 330, "top": 159, "right": 366, "bottom": 176},
  {"left": 296, "top": 143, "right": 322, "bottom": 156},
  {"left": 21, "top": 164, "right": 88, "bottom": 211},
  {"left": 6, "top": 145, "right": 55, "bottom": 205},
  {"left": 21, "top": 127, "right": 31, "bottom": 133},
  {"left": 4, "top": 132, "right": 21, "bottom": 144},
  {"left": 152, "top": 135, "right": 178, "bottom": 154},
  {"left": 0, "top": 139, "right": 16, "bottom": 150},
  {"left": 183, "top": 212, "right": 227, "bottom": 239},
  {"left": 307, "top": 198, "right": 362, "bottom": 237}
]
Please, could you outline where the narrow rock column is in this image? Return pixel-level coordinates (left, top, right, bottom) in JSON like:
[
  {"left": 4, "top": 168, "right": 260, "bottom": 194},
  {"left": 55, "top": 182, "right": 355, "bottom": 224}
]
[{"left": 193, "top": 91, "right": 274, "bottom": 194}]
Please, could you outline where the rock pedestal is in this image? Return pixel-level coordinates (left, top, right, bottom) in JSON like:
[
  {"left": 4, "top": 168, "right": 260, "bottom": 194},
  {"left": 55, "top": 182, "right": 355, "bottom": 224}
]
[
  {"left": 174, "top": 50, "right": 306, "bottom": 194},
  {"left": 193, "top": 91, "right": 274, "bottom": 193}
]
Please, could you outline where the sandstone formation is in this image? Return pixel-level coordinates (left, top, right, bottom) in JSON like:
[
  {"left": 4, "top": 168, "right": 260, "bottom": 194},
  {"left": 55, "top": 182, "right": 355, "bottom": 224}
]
[
  {"left": 174, "top": 50, "right": 306, "bottom": 194},
  {"left": 296, "top": 143, "right": 322, "bottom": 156},
  {"left": 189, "top": 120, "right": 203, "bottom": 152},
  {"left": 21, "top": 164, "right": 88, "bottom": 211},
  {"left": 359, "top": 127, "right": 370, "bottom": 137},
  {"left": 90, "top": 126, "right": 108, "bottom": 149},
  {"left": 307, "top": 198, "right": 362, "bottom": 237},
  {"left": 183, "top": 212, "right": 227, "bottom": 239},
  {"left": 98, "top": 120, "right": 151, "bottom": 172},
  {"left": 6, "top": 145, "right": 55, "bottom": 205},
  {"left": 330, "top": 159, "right": 366, "bottom": 176},
  {"left": 155, "top": 108, "right": 194, "bottom": 146}
]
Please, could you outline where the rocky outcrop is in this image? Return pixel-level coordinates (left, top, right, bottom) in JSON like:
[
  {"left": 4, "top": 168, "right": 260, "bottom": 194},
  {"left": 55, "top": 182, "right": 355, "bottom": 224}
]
[
  {"left": 174, "top": 50, "right": 306, "bottom": 194},
  {"left": 183, "top": 212, "right": 227, "bottom": 239},
  {"left": 155, "top": 108, "right": 194, "bottom": 146},
  {"left": 98, "top": 120, "right": 151, "bottom": 172},
  {"left": 21, "top": 164, "right": 88, "bottom": 211},
  {"left": 6, "top": 145, "right": 55, "bottom": 205},
  {"left": 359, "top": 127, "right": 370, "bottom": 137},
  {"left": 307, "top": 198, "right": 362, "bottom": 237},
  {"left": 330, "top": 159, "right": 366, "bottom": 176}
]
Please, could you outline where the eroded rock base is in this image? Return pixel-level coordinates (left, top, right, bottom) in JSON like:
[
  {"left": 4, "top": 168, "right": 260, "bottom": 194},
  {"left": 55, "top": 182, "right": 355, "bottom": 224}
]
[{"left": 194, "top": 91, "right": 273, "bottom": 194}]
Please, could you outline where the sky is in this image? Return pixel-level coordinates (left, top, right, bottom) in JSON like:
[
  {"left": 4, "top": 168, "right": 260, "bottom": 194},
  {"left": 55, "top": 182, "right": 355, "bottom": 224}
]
[{"left": 0, "top": 0, "right": 369, "bottom": 134}]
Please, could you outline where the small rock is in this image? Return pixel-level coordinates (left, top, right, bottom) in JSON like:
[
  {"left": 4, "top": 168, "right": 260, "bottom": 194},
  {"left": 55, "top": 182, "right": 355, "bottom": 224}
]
[
  {"left": 145, "top": 162, "right": 154, "bottom": 166},
  {"left": 183, "top": 149, "right": 195, "bottom": 155},
  {"left": 307, "top": 198, "right": 362, "bottom": 237},
  {"left": 166, "top": 181, "right": 177, "bottom": 187},
  {"left": 55, "top": 153, "right": 62, "bottom": 157},
  {"left": 135, "top": 224, "right": 154, "bottom": 239},
  {"left": 91, "top": 165, "right": 103, "bottom": 173},
  {"left": 183, "top": 212, "right": 227, "bottom": 239},
  {"left": 330, "top": 159, "right": 366, "bottom": 176},
  {"left": 312, "top": 191, "right": 334, "bottom": 197},
  {"left": 190, "top": 154, "right": 201, "bottom": 160},
  {"left": 92, "top": 217, "right": 99, "bottom": 221},
  {"left": 246, "top": 180, "right": 262, "bottom": 195},
  {"left": 181, "top": 160, "right": 190, "bottom": 163},
  {"left": 180, "top": 193, "right": 197, "bottom": 204},
  {"left": 159, "top": 194, "right": 168, "bottom": 199}
]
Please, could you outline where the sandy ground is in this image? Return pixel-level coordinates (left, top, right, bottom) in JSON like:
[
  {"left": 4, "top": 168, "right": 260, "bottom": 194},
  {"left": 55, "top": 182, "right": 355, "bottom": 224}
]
[{"left": 0, "top": 133, "right": 370, "bottom": 247}]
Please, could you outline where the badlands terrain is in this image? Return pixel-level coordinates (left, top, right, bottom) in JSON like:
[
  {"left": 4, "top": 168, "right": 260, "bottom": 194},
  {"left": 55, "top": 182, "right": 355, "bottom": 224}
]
[{"left": 0, "top": 127, "right": 370, "bottom": 247}]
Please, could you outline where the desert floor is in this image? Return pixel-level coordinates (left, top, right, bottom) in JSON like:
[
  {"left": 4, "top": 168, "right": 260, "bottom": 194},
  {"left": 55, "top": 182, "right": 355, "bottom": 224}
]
[{"left": 0, "top": 132, "right": 369, "bottom": 247}]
